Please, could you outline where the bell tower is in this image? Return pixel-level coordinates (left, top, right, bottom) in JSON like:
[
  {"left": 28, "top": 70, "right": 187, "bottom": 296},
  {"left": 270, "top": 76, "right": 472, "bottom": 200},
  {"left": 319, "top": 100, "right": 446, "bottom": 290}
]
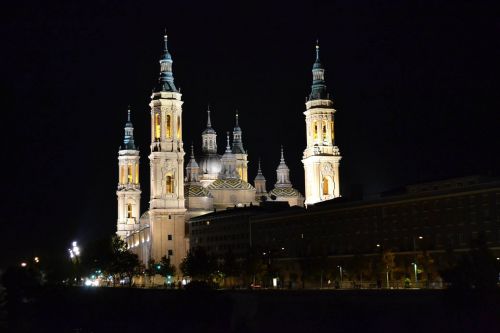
[
  {"left": 116, "top": 109, "right": 141, "bottom": 239},
  {"left": 302, "top": 41, "right": 341, "bottom": 205},
  {"left": 148, "top": 34, "right": 187, "bottom": 270}
]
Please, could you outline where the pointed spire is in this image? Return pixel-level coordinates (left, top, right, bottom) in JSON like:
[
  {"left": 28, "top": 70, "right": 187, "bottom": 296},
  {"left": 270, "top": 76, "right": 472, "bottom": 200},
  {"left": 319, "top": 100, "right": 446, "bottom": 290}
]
[
  {"left": 156, "top": 33, "right": 177, "bottom": 92},
  {"left": 207, "top": 105, "right": 212, "bottom": 128},
  {"left": 309, "top": 39, "right": 329, "bottom": 101},
  {"left": 315, "top": 39, "right": 320, "bottom": 61},
  {"left": 225, "top": 131, "right": 231, "bottom": 152},
  {"left": 190, "top": 143, "right": 195, "bottom": 159},
  {"left": 232, "top": 110, "right": 245, "bottom": 154},
  {"left": 122, "top": 107, "right": 136, "bottom": 150},
  {"left": 275, "top": 146, "right": 291, "bottom": 188},
  {"left": 258, "top": 158, "right": 262, "bottom": 173}
]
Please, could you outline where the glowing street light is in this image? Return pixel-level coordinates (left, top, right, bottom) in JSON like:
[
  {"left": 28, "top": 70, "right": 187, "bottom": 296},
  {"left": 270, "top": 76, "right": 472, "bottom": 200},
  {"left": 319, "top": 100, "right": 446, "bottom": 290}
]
[
  {"left": 34, "top": 257, "right": 40, "bottom": 263},
  {"left": 20, "top": 262, "right": 27, "bottom": 267}
]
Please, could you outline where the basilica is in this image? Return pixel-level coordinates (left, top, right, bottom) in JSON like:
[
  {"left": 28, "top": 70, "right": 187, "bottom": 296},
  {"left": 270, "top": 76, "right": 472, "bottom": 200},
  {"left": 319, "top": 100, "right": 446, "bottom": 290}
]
[{"left": 115, "top": 35, "right": 341, "bottom": 270}]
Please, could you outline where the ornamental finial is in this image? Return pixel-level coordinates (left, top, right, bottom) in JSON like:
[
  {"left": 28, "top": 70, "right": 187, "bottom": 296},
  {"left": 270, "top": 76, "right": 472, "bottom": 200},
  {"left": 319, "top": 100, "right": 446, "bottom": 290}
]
[{"left": 207, "top": 105, "right": 212, "bottom": 128}]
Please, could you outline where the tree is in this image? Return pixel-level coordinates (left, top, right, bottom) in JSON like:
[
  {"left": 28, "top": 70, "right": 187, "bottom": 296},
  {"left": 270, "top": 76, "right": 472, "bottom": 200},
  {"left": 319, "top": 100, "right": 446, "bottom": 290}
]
[
  {"left": 108, "top": 235, "right": 141, "bottom": 286},
  {"left": 180, "top": 246, "right": 216, "bottom": 281},
  {"left": 158, "top": 256, "right": 176, "bottom": 279},
  {"left": 441, "top": 236, "right": 499, "bottom": 289},
  {"left": 242, "top": 249, "right": 267, "bottom": 286}
]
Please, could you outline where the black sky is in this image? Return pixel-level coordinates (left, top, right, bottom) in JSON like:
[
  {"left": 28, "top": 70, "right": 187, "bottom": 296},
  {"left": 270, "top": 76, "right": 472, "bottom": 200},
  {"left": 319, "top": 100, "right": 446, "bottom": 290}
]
[{"left": 1, "top": 0, "right": 499, "bottom": 266}]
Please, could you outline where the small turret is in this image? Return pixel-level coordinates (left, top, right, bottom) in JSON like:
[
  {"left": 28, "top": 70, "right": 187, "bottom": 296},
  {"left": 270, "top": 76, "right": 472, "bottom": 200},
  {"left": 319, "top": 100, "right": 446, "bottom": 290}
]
[
  {"left": 186, "top": 144, "right": 200, "bottom": 183},
  {"left": 254, "top": 159, "right": 267, "bottom": 198}
]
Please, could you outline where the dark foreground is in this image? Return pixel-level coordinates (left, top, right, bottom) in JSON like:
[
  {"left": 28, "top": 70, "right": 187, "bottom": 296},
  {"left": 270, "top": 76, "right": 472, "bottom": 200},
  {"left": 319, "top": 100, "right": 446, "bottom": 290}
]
[{"left": 3, "top": 287, "right": 500, "bottom": 333}]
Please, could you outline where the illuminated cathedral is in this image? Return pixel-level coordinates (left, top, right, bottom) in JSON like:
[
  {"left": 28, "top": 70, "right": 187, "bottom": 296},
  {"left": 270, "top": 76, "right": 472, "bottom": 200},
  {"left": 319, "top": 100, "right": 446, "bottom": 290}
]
[{"left": 115, "top": 35, "right": 340, "bottom": 272}]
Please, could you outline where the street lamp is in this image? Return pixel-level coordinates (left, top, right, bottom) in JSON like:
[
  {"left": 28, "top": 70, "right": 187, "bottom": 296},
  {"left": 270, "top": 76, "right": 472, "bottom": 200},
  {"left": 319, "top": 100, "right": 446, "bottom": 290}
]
[
  {"left": 412, "top": 236, "right": 423, "bottom": 288},
  {"left": 69, "top": 241, "right": 81, "bottom": 285},
  {"left": 337, "top": 265, "right": 343, "bottom": 286}
]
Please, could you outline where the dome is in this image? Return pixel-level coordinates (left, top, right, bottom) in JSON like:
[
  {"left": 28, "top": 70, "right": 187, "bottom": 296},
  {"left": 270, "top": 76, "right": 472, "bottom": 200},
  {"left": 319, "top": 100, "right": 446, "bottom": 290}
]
[
  {"left": 208, "top": 178, "right": 255, "bottom": 190},
  {"left": 185, "top": 184, "right": 212, "bottom": 198},
  {"left": 198, "top": 153, "right": 222, "bottom": 174},
  {"left": 269, "top": 187, "right": 302, "bottom": 197}
]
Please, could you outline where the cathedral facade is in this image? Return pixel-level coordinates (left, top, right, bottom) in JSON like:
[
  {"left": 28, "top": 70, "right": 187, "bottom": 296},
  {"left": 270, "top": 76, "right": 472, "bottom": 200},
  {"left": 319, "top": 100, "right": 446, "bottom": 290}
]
[{"left": 115, "top": 35, "right": 340, "bottom": 272}]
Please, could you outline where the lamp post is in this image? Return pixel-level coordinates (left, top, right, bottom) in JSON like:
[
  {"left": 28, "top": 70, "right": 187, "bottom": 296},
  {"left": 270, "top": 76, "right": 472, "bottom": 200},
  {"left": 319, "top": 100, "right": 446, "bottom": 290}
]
[
  {"left": 337, "top": 265, "right": 343, "bottom": 287},
  {"left": 69, "top": 241, "right": 81, "bottom": 285},
  {"left": 412, "top": 236, "right": 422, "bottom": 288}
]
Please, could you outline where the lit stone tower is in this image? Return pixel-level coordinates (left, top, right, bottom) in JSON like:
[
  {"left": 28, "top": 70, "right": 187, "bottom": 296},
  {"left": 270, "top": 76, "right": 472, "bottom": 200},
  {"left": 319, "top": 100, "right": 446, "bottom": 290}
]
[
  {"left": 148, "top": 34, "right": 187, "bottom": 270},
  {"left": 116, "top": 109, "right": 141, "bottom": 239},
  {"left": 232, "top": 111, "right": 248, "bottom": 182},
  {"left": 302, "top": 41, "right": 341, "bottom": 205}
]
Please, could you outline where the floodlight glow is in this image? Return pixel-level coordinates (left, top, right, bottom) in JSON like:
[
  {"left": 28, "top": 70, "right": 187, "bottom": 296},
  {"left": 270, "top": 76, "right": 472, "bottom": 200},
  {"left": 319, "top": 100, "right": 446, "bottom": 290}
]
[{"left": 21, "top": 262, "right": 27, "bottom": 267}]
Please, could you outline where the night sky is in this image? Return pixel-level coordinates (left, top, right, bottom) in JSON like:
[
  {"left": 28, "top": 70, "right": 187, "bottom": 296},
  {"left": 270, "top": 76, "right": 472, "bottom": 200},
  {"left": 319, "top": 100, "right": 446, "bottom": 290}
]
[{"left": 1, "top": 1, "right": 498, "bottom": 266}]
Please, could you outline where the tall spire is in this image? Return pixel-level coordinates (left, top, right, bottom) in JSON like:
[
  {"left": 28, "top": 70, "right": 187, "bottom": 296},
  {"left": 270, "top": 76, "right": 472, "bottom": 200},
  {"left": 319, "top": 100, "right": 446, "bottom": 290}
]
[
  {"left": 309, "top": 40, "right": 329, "bottom": 101},
  {"left": 232, "top": 110, "right": 245, "bottom": 154},
  {"left": 255, "top": 158, "right": 265, "bottom": 180},
  {"left": 186, "top": 143, "right": 200, "bottom": 183},
  {"left": 156, "top": 33, "right": 177, "bottom": 92},
  {"left": 123, "top": 107, "right": 136, "bottom": 150},
  {"left": 225, "top": 131, "right": 231, "bottom": 153},
  {"left": 207, "top": 105, "right": 212, "bottom": 128},
  {"left": 275, "top": 145, "right": 292, "bottom": 188}
]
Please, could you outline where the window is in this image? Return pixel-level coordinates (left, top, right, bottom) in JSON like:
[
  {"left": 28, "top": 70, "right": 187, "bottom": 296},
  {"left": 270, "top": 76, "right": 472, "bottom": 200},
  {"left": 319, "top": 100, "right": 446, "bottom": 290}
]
[
  {"left": 168, "top": 249, "right": 173, "bottom": 256},
  {"left": 166, "top": 175, "right": 174, "bottom": 193},
  {"left": 166, "top": 115, "right": 171, "bottom": 138},
  {"left": 313, "top": 121, "right": 318, "bottom": 139},
  {"left": 322, "top": 177, "right": 329, "bottom": 195},
  {"left": 322, "top": 121, "right": 327, "bottom": 140},
  {"left": 154, "top": 113, "right": 161, "bottom": 139},
  {"left": 127, "top": 204, "right": 132, "bottom": 218},
  {"left": 127, "top": 165, "right": 132, "bottom": 183},
  {"left": 330, "top": 121, "right": 334, "bottom": 143},
  {"left": 177, "top": 116, "right": 181, "bottom": 139},
  {"left": 168, "top": 234, "right": 172, "bottom": 241},
  {"left": 135, "top": 164, "right": 139, "bottom": 184}
]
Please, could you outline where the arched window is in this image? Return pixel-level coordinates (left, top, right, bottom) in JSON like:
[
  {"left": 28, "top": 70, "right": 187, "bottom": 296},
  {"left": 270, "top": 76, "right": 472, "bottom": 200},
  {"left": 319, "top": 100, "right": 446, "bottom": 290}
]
[
  {"left": 127, "top": 204, "right": 133, "bottom": 218},
  {"left": 322, "top": 177, "right": 329, "bottom": 195},
  {"left": 120, "top": 165, "right": 125, "bottom": 184},
  {"left": 135, "top": 164, "right": 139, "bottom": 184},
  {"left": 330, "top": 121, "right": 334, "bottom": 143},
  {"left": 166, "top": 115, "right": 172, "bottom": 138},
  {"left": 154, "top": 113, "right": 161, "bottom": 139},
  {"left": 127, "top": 165, "right": 132, "bottom": 183},
  {"left": 322, "top": 121, "right": 327, "bottom": 140},
  {"left": 313, "top": 121, "right": 318, "bottom": 140},
  {"left": 166, "top": 175, "right": 174, "bottom": 193},
  {"left": 177, "top": 116, "right": 181, "bottom": 139}
]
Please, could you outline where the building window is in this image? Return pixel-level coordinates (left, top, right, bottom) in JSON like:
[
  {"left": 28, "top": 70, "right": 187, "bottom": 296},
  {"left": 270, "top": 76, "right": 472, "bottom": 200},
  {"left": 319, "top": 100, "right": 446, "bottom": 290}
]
[
  {"left": 166, "top": 175, "right": 174, "bottom": 193},
  {"left": 322, "top": 177, "right": 329, "bottom": 195},
  {"left": 330, "top": 120, "right": 334, "bottom": 143},
  {"left": 166, "top": 115, "right": 172, "bottom": 138},
  {"left": 135, "top": 164, "right": 139, "bottom": 184},
  {"left": 168, "top": 234, "right": 172, "bottom": 241},
  {"left": 322, "top": 121, "right": 327, "bottom": 140},
  {"left": 313, "top": 121, "right": 318, "bottom": 140},
  {"left": 154, "top": 113, "right": 161, "bottom": 139},
  {"left": 177, "top": 116, "right": 181, "bottom": 139},
  {"left": 127, "top": 165, "right": 132, "bottom": 183},
  {"left": 127, "top": 204, "right": 132, "bottom": 218},
  {"left": 168, "top": 249, "right": 173, "bottom": 256}
]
